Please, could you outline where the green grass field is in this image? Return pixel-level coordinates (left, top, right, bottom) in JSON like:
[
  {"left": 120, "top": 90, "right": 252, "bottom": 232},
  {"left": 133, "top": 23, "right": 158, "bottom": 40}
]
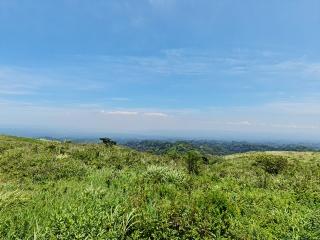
[{"left": 0, "top": 135, "right": 319, "bottom": 239}]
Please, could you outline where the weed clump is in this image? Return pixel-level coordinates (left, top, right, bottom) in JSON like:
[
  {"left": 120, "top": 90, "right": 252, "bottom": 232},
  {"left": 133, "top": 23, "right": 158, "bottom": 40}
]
[{"left": 144, "top": 165, "right": 187, "bottom": 185}]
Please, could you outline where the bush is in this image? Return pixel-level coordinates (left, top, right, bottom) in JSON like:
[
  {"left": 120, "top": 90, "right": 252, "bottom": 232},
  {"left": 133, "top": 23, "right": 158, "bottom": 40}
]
[
  {"left": 253, "top": 153, "right": 288, "bottom": 175},
  {"left": 185, "top": 150, "right": 202, "bottom": 175}
]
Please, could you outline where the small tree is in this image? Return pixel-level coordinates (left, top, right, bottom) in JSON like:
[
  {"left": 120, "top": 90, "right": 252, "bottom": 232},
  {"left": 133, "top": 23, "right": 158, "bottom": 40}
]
[
  {"left": 185, "top": 150, "right": 202, "bottom": 175},
  {"left": 99, "top": 138, "right": 117, "bottom": 147}
]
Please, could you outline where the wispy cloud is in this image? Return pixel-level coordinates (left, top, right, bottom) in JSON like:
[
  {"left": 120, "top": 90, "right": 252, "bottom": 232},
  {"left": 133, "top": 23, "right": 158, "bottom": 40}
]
[
  {"left": 0, "top": 64, "right": 110, "bottom": 101},
  {"left": 89, "top": 49, "right": 320, "bottom": 87},
  {"left": 1, "top": 99, "right": 320, "bottom": 139},
  {"left": 2, "top": 49, "right": 320, "bottom": 141},
  {"left": 265, "top": 101, "right": 320, "bottom": 115},
  {"left": 101, "top": 110, "right": 139, "bottom": 116},
  {"left": 226, "top": 121, "right": 252, "bottom": 126},
  {"left": 3, "top": 50, "right": 319, "bottom": 101},
  {"left": 1, "top": 50, "right": 320, "bottom": 107},
  {"left": 0, "top": 66, "right": 45, "bottom": 95},
  {"left": 144, "top": 112, "right": 168, "bottom": 117},
  {"left": 100, "top": 110, "right": 169, "bottom": 117}
]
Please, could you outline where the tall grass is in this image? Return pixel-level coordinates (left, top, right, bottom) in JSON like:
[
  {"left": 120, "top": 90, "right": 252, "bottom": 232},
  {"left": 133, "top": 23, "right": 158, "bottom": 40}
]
[{"left": 0, "top": 135, "right": 319, "bottom": 239}]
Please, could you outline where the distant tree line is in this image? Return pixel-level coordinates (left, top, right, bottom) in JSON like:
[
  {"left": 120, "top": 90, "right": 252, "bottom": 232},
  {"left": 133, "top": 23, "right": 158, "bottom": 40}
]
[{"left": 123, "top": 140, "right": 317, "bottom": 156}]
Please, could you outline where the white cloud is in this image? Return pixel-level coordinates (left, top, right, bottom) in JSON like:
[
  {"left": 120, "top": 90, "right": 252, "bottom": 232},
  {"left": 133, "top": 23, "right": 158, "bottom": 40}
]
[
  {"left": 144, "top": 112, "right": 168, "bottom": 117},
  {"left": 0, "top": 65, "right": 107, "bottom": 99},
  {"left": 1, "top": 50, "right": 320, "bottom": 140},
  {"left": 103, "top": 111, "right": 139, "bottom": 116},
  {"left": 91, "top": 49, "right": 320, "bottom": 88},
  {"left": 100, "top": 110, "right": 168, "bottom": 117},
  {"left": 255, "top": 60, "right": 320, "bottom": 79},
  {"left": 226, "top": 121, "right": 252, "bottom": 126},
  {"left": 265, "top": 101, "right": 320, "bottom": 115},
  {"left": 1, "top": 100, "right": 320, "bottom": 140},
  {"left": 0, "top": 66, "right": 43, "bottom": 95}
]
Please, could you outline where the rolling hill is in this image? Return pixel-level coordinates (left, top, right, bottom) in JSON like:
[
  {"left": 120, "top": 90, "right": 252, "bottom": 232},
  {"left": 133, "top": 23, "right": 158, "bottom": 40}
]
[{"left": 0, "top": 135, "right": 319, "bottom": 239}]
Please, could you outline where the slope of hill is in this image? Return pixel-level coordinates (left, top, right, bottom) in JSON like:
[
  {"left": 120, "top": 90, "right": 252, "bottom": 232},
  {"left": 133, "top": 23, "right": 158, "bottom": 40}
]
[
  {"left": 123, "top": 140, "right": 317, "bottom": 156},
  {"left": 0, "top": 135, "right": 319, "bottom": 239}
]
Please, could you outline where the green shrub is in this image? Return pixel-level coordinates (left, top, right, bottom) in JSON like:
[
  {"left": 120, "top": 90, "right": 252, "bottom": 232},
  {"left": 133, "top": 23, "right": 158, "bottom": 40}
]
[
  {"left": 185, "top": 150, "right": 202, "bottom": 175},
  {"left": 71, "top": 148, "right": 100, "bottom": 163},
  {"left": 253, "top": 153, "right": 289, "bottom": 175}
]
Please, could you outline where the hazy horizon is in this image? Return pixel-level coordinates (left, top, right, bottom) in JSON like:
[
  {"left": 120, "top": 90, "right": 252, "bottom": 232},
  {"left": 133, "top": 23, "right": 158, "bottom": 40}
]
[
  {"left": 1, "top": 0, "right": 320, "bottom": 141},
  {"left": 2, "top": 126, "right": 320, "bottom": 145}
]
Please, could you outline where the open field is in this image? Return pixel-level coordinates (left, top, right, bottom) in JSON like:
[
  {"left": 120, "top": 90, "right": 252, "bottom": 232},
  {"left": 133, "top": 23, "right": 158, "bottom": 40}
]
[{"left": 0, "top": 135, "right": 319, "bottom": 239}]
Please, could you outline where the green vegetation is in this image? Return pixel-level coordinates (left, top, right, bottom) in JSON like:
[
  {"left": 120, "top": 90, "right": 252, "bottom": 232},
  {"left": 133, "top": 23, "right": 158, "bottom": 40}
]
[
  {"left": 0, "top": 135, "right": 319, "bottom": 239},
  {"left": 124, "top": 140, "right": 317, "bottom": 156},
  {"left": 100, "top": 137, "right": 117, "bottom": 147},
  {"left": 185, "top": 150, "right": 202, "bottom": 175}
]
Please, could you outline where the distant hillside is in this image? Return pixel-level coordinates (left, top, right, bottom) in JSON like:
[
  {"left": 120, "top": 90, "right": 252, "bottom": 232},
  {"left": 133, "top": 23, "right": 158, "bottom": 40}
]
[{"left": 124, "top": 139, "right": 318, "bottom": 156}]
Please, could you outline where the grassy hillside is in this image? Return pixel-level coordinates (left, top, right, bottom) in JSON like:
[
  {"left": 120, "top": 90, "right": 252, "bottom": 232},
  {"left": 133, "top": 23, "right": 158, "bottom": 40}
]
[{"left": 0, "top": 135, "right": 319, "bottom": 239}]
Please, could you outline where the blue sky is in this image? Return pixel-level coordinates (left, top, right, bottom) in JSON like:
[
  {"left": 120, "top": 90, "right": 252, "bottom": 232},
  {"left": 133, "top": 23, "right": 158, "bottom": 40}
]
[{"left": 1, "top": 0, "right": 320, "bottom": 140}]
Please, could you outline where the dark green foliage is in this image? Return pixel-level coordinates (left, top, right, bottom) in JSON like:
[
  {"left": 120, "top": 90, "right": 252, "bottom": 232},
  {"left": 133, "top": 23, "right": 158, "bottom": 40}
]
[
  {"left": 253, "top": 153, "right": 289, "bottom": 175},
  {"left": 202, "top": 155, "right": 209, "bottom": 164},
  {"left": 185, "top": 150, "right": 202, "bottom": 175},
  {"left": 100, "top": 137, "right": 117, "bottom": 147},
  {"left": 124, "top": 139, "right": 317, "bottom": 156}
]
